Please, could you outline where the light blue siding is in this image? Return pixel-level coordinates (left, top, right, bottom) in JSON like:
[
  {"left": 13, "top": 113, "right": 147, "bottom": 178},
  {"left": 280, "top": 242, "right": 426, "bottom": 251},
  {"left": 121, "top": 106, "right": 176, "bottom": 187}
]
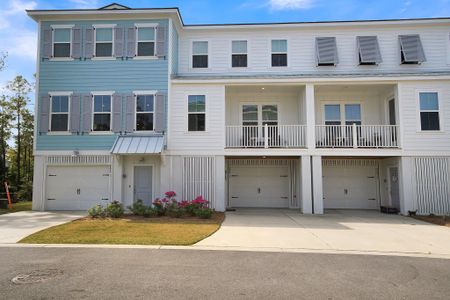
[{"left": 37, "top": 19, "right": 169, "bottom": 151}]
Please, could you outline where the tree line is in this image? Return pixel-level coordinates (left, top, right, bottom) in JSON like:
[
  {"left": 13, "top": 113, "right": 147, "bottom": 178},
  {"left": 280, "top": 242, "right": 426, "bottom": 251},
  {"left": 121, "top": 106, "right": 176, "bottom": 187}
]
[{"left": 0, "top": 52, "right": 34, "bottom": 201}]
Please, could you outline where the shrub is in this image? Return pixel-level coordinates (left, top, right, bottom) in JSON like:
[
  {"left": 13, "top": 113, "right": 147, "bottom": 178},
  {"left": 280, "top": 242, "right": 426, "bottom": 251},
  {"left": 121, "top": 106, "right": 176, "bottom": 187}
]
[
  {"left": 127, "top": 199, "right": 147, "bottom": 216},
  {"left": 152, "top": 198, "right": 169, "bottom": 216},
  {"left": 88, "top": 205, "right": 106, "bottom": 218},
  {"left": 105, "top": 201, "right": 124, "bottom": 218},
  {"left": 166, "top": 201, "right": 184, "bottom": 218},
  {"left": 142, "top": 207, "right": 158, "bottom": 218},
  {"left": 195, "top": 207, "right": 214, "bottom": 219}
]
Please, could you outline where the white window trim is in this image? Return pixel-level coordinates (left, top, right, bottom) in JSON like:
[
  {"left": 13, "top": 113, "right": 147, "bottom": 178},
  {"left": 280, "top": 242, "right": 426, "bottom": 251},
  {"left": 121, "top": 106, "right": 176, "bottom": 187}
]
[
  {"left": 135, "top": 25, "right": 157, "bottom": 58},
  {"left": 416, "top": 90, "right": 444, "bottom": 133},
  {"left": 91, "top": 93, "right": 113, "bottom": 134},
  {"left": 187, "top": 95, "right": 207, "bottom": 133},
  {"left": 239, "top": 102, "right": 279, "bottom": 126},
  {"left": 134, "top": 92, "right": 156, "bottom": 132},
  {"left": 270, "top": 39, "right": 289, "bottom": 68},
  {"left": 48, "top": 92, "right": 72, "bottom": 134},
  {"left": 231, "top": 40, "right": 248, "bottom": 69},
  {"left": 190, "top": 40, "right": 210, "bottom": 70},
  {"left": 92, "top": 24, "right": 116, "bottom": 59},
  {"left": 51, "top": 27, "right": 73, "bottom": 60},
  {"left": 321, "top": 101, "right": 364, "bottom": 125}
]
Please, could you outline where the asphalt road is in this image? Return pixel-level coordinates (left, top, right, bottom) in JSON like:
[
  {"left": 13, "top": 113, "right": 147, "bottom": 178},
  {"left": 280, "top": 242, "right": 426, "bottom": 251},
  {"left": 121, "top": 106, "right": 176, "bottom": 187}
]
[{"left": 0, "top": 247, "right": 449, "bottom": 300}]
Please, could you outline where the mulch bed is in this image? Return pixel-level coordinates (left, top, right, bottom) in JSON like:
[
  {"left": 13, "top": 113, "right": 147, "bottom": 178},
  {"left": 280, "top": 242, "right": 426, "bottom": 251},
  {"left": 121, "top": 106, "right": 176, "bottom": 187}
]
[
  {"left": 412, "top": 215, "right": 450, "bottom": 227},
  {"left": 80, "top": 212, "right": 225, "bottom": 224}
]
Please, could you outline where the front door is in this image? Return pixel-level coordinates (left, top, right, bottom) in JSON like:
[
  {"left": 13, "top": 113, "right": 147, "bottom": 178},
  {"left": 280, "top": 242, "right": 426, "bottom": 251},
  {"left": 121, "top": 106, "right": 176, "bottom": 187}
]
[
  {"left": 389, "top": 167, "right": 400, "bottom": 210},
  {"left": 134, "top": 166, "right": 153, "bottom": 205}
]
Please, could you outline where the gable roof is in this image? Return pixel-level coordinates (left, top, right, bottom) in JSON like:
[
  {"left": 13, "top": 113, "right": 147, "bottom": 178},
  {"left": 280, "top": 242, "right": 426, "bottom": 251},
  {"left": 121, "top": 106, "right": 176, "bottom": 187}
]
[{"left": 98, "top": 3, "right": 130, "bottom": 10}]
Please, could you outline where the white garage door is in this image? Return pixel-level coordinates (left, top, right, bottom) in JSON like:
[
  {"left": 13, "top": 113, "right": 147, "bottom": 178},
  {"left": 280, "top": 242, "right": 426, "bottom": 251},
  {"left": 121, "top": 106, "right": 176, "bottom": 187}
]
[
  {"left": 323, "top": 163, "right": 378, "bottom": 210},
  {"left": 229, "top": 165, "right": 289, "bottom": 208},
  {"left": 46, "top": 166, "right": 111, "bottom": 210}
]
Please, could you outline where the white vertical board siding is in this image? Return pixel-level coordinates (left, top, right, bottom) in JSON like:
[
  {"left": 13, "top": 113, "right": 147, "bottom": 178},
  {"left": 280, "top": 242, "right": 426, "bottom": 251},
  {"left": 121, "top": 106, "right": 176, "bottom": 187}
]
[
  {"left": 178, "top": 25, "right": 450, "bottom": 75},
  {"left": 182, "top": 156, "right": 216, "bottom": 208},
  {"left": 168, "top": 84, "right": 225, "bottom": 151},
  {"left": 399, "top": 81, "right": 450, "bottom": 152},
  {"left": 414, "top": 157, "right": 450, "bottom": 215}
]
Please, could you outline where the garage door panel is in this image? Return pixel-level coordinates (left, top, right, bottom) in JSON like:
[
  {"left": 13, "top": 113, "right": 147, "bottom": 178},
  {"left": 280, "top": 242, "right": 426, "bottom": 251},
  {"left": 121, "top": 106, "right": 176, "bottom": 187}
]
[
  {"left": 323, "top": 164, "right": 379, "bottom": 210},
  {"left": 46, "top": 166, "right": 111, "bottom": 211}
]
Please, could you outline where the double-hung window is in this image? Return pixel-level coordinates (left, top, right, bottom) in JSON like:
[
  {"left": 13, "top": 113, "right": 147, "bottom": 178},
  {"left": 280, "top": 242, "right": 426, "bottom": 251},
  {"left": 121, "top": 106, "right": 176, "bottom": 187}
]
[
  {"left": 344, "top": 104, "right": 362, "bottom": 126},
  {"left": 271, "top": 39, "right": 287, "bottom": 67},
  {"left": 50, "top": 95, "right": 70, "bottom": 132},
  {"left": 136, "top": 26, "right": 156, "bottom": 57},
  {"left": 53, "top": 28, "right": 71, "bottom": 58},
  {"left": 324, "top": 105, "right": 341, "bottom": 126},
  {"left": 419, "top": 92, "right": 440, "bottom": 131},
  {"left": 95, "top": 27, "right": 114, "bottom": 57},
  {"left": 232, "top": 40, "right": 247, "bottom": 68},
  {"left": 136, "top": 94, "right": 154, "bottom": 131},
  {"left": 192, "top": 41, "right": 208, "bottom": 68},
  {"left": 324, "top": 104, "right": 361, "bottom": 126},
  {"left": 92, "top": 95, "right": 112, "bottom": 132},
  {"left": 188, "top": 95, "right": 206, "bottom": 131}
]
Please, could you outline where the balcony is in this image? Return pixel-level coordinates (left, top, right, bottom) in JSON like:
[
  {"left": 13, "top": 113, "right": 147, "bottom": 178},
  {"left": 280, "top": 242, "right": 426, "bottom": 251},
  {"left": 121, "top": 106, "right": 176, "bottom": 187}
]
[
  {"left": 315, "top": 124, "right": 399, "bottom": 148},
  {"left": 226, "top": 124, "right": 306, "bottom": 148}
]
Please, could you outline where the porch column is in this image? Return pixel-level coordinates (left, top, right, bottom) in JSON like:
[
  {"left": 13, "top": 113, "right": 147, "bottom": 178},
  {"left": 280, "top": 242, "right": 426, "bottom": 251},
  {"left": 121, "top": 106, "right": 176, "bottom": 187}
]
[
  {"left": 215, "top": 156, "right": 226, "bottom": 212},
  {"left": 399, "top": 156, "right": 414, "bottom": 215},
  {"left": 111, "top": 155, "right": 123, "bottom": 204},
  {"left": 300, "top": 155, "right": 313, "bottom": 214},
  {"left": 305, "top": 84, "right": 316, "bottom": 149},
  {"left": 311, "top": 155, "right": 324, "bottom": 214}
]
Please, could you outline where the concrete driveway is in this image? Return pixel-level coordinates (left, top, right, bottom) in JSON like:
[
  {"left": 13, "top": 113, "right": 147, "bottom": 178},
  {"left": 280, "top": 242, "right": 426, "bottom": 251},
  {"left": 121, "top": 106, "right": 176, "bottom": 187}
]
[
  {"left": 0, "top": 211, "right": 85, "bottom": 244},
  {"left": 196, "top": 209, "right": 450, "bottom": 258}
]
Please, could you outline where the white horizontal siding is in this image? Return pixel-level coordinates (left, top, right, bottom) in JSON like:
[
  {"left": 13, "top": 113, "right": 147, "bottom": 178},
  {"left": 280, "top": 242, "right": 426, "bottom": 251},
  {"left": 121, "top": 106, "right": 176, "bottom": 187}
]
[
  {"left": 168, "top": 84, "right": 225, "bottom": 150},
  {"left": 399, "top": 80, "right": 450, "bottom": 151},
  {"left": 178, "top": 25, "right": 450, "bottom": 75}
]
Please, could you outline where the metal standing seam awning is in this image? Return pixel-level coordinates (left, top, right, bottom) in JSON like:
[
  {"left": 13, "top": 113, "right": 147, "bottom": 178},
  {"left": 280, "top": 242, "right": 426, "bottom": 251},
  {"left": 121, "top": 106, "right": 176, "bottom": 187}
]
[{"left": 110, "top": 135, "right": 164, "bottom": 154}]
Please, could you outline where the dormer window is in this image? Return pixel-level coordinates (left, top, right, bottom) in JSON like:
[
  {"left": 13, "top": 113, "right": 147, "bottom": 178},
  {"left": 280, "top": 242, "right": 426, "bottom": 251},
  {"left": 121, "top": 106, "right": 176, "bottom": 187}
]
[
  {"left": 94, "top": 26, "right": 114, "bottom": 57},
  {"left": 399, "top": 34, "right": 426, "bottom": 64}
]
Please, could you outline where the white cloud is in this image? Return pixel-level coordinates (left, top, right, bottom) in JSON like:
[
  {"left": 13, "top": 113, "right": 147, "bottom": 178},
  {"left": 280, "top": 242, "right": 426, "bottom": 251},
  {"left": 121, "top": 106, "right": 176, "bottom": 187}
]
[
  {"left": 267, "top": 0, "right": 315, "bottom": 10},
  {"left": 69, "top": 0, "right": 100, "bottom": 9},
  {"left": 0, "top": 0, "right": 37, "bottom": 29}
]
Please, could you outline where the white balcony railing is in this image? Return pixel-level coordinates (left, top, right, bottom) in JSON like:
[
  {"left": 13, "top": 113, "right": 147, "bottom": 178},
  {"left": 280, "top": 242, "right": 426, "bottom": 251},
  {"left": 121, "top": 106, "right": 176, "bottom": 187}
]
[
  {"left": 315, "top": 124, "right": 399, "bottom": 148},
  {"left": 226, "top": 124, "right": 306, "bottom": 148}
]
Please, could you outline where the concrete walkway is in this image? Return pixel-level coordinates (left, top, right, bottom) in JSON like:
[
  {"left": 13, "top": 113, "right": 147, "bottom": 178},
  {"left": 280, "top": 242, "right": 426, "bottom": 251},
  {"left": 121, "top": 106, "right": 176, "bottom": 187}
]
[
  {"left": 0, "top": 211, "right": 85, "bottom": 243},
  {"left": 195, "top": 209, "right": 450, "bottom": 257}
]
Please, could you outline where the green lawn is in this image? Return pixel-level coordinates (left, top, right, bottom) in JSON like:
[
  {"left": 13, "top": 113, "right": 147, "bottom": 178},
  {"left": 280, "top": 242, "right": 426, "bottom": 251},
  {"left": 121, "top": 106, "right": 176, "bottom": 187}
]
[
  {"left": 19, "top": 214, "right": 224, "bottom": 245},
  {"left": 0, "top": 201, "right": 32, "bottom": 215}
]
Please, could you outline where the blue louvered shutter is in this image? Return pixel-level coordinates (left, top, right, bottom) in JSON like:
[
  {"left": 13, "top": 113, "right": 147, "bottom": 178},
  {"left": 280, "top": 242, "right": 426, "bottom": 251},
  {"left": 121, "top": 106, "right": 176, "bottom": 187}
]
[
  {"left": 154, "top": 92, "right": 166, "bottom": 133},
  {"left": 114, "top": 27, "right": 124, "bottom": 58},
  {"left": 43, "top": 29, "right": 52, "bottom": 59},
  {"left": 126, "top": 27, "right": 136, "bottom": 58},
  {"left": 112, "top": 94, "right": 122, "bottom": 133},
  {"left": 40, "top": 95, "right": 50, "bottom": 133},
  {"left": 357, "top": 36, "right": 382, "bottom": 64},
  {"left": 82, "top": 95, "right": 92, "bottom": 133},
  {"left": 316, "top": 37, "right": 338, "bottom": 66},
  {"left": 84, "top": 27, "right": 94, "bottom": 59},
  {"left": 155, "top": 25, "right": 166, "bottom": 57},
  {"left": 72, "top": 27, "right": 82, "bottom": 59},
  {"left": 125, "top": 95, "right": 135, "bottom": 133},
  {"left": 70, "top": 94, "right": 81, "bottom": 133}
]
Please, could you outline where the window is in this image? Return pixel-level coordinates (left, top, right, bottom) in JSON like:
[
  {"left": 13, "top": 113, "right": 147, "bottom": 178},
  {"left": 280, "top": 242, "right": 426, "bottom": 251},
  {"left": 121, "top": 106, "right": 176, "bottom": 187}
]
[
  {"left": 92, "top": 95, "right": 111, "bottom": 131},
  {"left": 419, "top": 92, "right": 440, "bottom": 131},
  {"left": 242, "top": 105, "right": 258, "bottom": 126},
  {"left": 271, "top": 40, "right": 287, "bottom": 67},
  {"left": 316, "top": 37, "right": 338, "bottom": 66},
  {"left": 324, "top": 104, "right": 341, "bottom": 126},
  {"left": 136, "top": 26, "right": 156, "bottom": 57},
  {"left": 192, "top": 41, "right": 208, "bottom": 68},
  {"left": 136, "top": 95, "right": 154, "bottom": 131},
  {"left": 232, "top": 40, "right": 247, "bottom": 68},
  {"left": 53, "top": 28, "right": 71, "bottom": 58},
  {"left": 50, "top": 95, "right": 69, "bottom": 131},
  {"left": 357, "top": 36, "right": 382, "bottom": 65},
  {"left": 188, "top": 95, "right": 205, "bottom": 131},
  {"left": 262, "top": 105, "right": 278, "bottom": 126},
  {"left": 95, "top": 27, "right": 113, "bottom": 57},
  {"left": 324, "top": 103, "right": 361, "bottom": 125},
  {"left": 344, "top": 104, "right": 361, "bottom": 125},
  {"left": 399, "top": 35, "right": 426, "bottom": 64}
]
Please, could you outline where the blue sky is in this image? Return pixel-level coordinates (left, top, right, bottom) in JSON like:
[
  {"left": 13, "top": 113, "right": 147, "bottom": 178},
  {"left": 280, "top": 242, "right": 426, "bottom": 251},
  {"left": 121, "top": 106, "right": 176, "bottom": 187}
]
[{"left": 0, "top": 0, "right": 449, "bottom": 102}]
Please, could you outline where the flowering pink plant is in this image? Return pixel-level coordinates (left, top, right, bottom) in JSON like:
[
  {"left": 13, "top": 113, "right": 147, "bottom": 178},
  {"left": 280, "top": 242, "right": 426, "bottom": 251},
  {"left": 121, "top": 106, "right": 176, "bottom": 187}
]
[{"left": 165, "top": 191, "right": 177, "bottom": 198}]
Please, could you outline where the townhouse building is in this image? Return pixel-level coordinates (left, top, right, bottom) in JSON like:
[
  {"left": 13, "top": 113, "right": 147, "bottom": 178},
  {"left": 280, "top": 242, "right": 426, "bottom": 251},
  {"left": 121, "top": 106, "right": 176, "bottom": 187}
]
[{"left": 28, "top": 3, "right": 450, "bottom": 215}]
